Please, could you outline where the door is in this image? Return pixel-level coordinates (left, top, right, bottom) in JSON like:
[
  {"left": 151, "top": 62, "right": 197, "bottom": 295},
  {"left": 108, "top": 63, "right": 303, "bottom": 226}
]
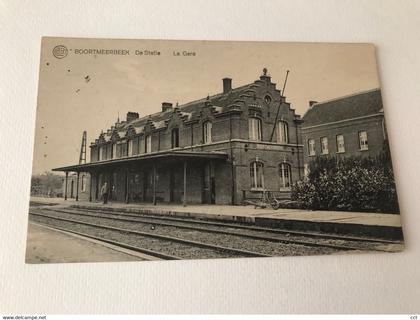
[
  {"left": 70, "top": 180, "right": 74, "bottom": 198},
  {"left": 169, "top": 167, "right": 183, "bottom": 203},
  {"left": 202, "top": 163, "right": 216, "bottom": 204},
  {"left": 143, "top": 170, "right": 153, "bottom": 202}
]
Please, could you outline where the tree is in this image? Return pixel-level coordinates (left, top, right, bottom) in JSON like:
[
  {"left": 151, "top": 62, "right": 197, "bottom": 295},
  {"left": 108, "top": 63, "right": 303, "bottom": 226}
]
[{"left": 30, "top": 172, "right": 63, "bottom": 197}]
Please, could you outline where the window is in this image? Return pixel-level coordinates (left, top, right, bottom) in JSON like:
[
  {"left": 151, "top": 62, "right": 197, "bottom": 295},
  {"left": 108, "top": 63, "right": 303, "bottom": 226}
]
[
  {"left": 308, "top": 139, "right": 316, "bottom": 156},
  {"left": 137, "top": 138, "right": 142, "bottom": 155},
  {"left": 145, "top": 135, "right": 152, "bottom": 153},
  {"left": 112, "top": 143, "right": 117, "bottom": 158},
  {"left": 98, "top": 146, "right": 103, "bottom": 161},
  {"left": 128, "top": 140, "right": 133, "bottom": 156},
  {"left": 116, "top": 144, "right": 122, "bottom": 158},
  {"left": 249, "top": 117, "right": 262, "bottom": 141},
  {"left": 121, "top": 142, "right": 128, "bottom": 157},
  {"left": 108, "top": 145, "right": 112, "bottom": 159},
  {"left": 279, "top": 163, "right": 291, "bottom": 189},
  {"left": 336, "top": 135, "right": 345, "bottom": 153},
  {"left": 203, "top": 121, "right": 212, "bottom": 144},
  {"left": 103, "top": 145, "right": 108, "bottom": 160},
  {"left": 171, "top": 128, "right": 179, "bottom": 148},
  {"left": 359, "top": 131, "right": 368, "bottom": 150},
  {"left": 320, "top": 137, "right": 329, "bottom": 155},
  {"left": 264, "top": 95, "right": 272, "bottom": 104},
  {"left": 277, "top": 121, "right": 289, "bottom": 144},
  {"left": 132, "top": 137, "right": 139, "bottom": 155},
  {"left": 250, "top": 161, "right": 264, "bottom": 189},
  {"left": 91, "top": 147, "right": 98, "bottom": 162}
]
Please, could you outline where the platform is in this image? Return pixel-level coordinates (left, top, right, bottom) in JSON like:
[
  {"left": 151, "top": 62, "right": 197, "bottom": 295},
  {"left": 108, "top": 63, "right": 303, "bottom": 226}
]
[
  {"left": 25, "top": 222, "right": 154, "bottom": 263},
  {"left": 29, "top": 197, "right": 404, "bottom": 240}
]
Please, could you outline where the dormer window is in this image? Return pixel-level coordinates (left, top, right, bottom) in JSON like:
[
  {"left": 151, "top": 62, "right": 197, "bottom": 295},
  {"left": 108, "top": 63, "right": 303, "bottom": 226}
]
[
  {"left": 145, "top": 135, "right": 152, "bottom": 153},
  {"left": 203, "top": 121, "right": 212, "bottom": 144},
  {"left": 120, "top": 141, "right": 128, "bottom": 157},
  {"left": 112, "top": 143, "right": 117, "bottom": 158},
  {"left": 171, "top": 128, "right": 180, "bottom": 148},
  {"left": 128, "top": 139, "right": 133, "bottom": 156},
  {"left": 98, "top": 146, "right": 104, "bottom": 161}
]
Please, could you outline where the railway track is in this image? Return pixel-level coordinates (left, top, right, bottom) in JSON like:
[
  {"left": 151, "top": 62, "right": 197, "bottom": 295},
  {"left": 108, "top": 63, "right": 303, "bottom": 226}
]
[
  {"left": 70, "top": 205, "right": 401, "bottom": 244},
  {"left": 46, "top": 206, "right": 401, "bottom": 251},
  {"left": 29, "top": 211, "right": 273, "bottom": 260},
  {"left": 28, "top": 206, "right": 402, "bottom": 260}
]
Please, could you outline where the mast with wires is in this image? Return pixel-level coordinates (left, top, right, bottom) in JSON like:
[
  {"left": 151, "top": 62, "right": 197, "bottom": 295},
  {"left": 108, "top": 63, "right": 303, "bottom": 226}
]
[
  {"left": 79, "top": 131, "right": 87, "bottom": 165},
  {"left": 270, "top": 70, "right": 290, "bottom": 142}
]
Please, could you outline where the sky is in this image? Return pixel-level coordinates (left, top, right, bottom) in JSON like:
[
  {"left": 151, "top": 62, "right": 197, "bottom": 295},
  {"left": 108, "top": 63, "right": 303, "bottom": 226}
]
[{"left": 32, "top": 38, "right": 380, "bottom": 174}]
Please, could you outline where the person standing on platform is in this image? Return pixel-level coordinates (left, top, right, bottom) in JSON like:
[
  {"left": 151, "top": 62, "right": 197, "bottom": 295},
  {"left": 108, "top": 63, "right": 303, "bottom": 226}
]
[{"left": 101, "top": 182, "right": 109, "bottom": 204}]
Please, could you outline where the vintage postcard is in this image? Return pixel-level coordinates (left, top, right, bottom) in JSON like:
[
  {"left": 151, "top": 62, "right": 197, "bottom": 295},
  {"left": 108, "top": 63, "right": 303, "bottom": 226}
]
[{"left": 27, "top": 37, "right": 404, "bottom": 263}]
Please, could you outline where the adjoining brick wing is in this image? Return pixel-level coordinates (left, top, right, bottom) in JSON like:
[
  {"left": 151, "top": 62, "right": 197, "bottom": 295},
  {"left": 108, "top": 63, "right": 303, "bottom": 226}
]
[{"left": 302, "top": 88, "right": 387, "bottom": 169}]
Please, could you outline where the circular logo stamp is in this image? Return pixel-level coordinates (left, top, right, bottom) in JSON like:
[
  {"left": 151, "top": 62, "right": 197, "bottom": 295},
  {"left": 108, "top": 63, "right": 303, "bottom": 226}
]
[{"left": 52, "top": 45, "right": 68, "bottom": 59}]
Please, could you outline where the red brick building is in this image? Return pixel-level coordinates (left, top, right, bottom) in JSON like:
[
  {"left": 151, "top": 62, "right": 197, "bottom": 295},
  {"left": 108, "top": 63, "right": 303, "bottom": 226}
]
[
  {"left": 301, "top": 88, "right": 387, "bottom": 173},
  {"left": 54, "top": 70, "right": 304, "bottom": 205}
]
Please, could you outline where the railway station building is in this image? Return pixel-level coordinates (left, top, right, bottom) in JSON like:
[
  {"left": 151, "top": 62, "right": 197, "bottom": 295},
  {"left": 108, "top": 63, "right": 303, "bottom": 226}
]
[{"left": 53, "top": 69, "right": 305, "bottom": 205}]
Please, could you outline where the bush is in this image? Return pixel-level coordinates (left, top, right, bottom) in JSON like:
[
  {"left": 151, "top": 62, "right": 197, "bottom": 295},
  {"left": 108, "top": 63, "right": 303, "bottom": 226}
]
[
  {"left": 291, "top": 146, "right": 400, "bottom": 213},
  {"left": 31, "top": 171, "right": 63, "bottom": 197}
]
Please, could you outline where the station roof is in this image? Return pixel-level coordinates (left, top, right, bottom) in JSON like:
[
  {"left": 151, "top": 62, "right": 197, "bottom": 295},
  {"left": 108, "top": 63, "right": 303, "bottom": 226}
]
[
  {"left": 302, "top": 88, "right": 383, "bottom": 127},
  {"left": 92, "top": 71, "right": 297, "bottom": 146},
  {"left": 52, "top": 150, "right": 229, "bottom": 172}
]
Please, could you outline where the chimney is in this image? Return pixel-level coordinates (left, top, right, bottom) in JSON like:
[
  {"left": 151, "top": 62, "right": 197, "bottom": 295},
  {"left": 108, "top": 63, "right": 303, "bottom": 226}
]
[
  {"left": 309, "top": 100, "right": 318, "bottom": 107},
  {"left": 126, "top": 112, "right": 139, "bottom": 122},
  {"left": 223, "top": 78, "right": 232, "bottom": 93},
  {"left": 162, "top": 102, "right": 173, "bottom": 112}
]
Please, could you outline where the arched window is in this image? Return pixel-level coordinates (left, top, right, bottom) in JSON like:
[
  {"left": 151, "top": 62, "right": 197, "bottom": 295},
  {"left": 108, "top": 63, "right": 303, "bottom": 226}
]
[
  {"left": 81, "top": 175, "right": 86, "bottom": 192},
  {"left": 250, "top": 161, "right": 264, "bottom": 189},
  {"left": 203, "top": 121, "right": 212, "bottom": 144},
  {"left": 249, "top": 117, "right": 262, "bottom": 141},
  {"left": 277, "top": 121, "right": 289, "bottom": 144},
  {"left": 279, "top": 163, "right": 292, "bottom": 189}
]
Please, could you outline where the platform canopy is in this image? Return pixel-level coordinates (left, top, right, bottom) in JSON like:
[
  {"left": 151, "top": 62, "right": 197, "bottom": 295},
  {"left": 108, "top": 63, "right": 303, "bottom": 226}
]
[{"left": 52, "top": 150, "right": 229, "bottom": 173}]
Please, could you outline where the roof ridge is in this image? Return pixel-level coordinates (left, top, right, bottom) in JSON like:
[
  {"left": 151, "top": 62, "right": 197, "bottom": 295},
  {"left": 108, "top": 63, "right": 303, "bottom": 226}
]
[
  {"left": 311, "top": 87, "right": 381, "bottom": 107},
  {"left": 302, "top": 87, "right": 383, "bottom": 126},
  {"left": 178, "top": 82, "right": 252, "bottom": 108},
  {"left": 128, "top": 81, "right": 253, "bottom": 126}
]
